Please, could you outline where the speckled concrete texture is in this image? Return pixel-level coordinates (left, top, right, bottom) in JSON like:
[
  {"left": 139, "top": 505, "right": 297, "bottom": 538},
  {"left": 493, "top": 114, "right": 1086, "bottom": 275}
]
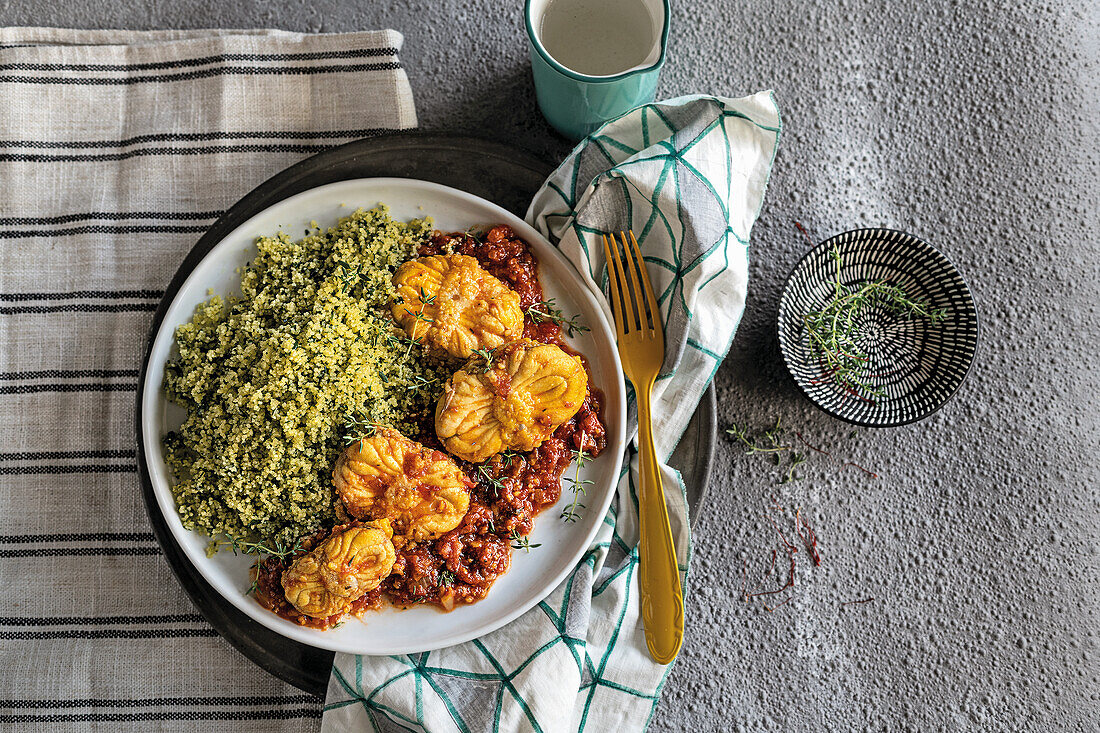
[{"left": 5, "top": 0, "right": 1096, "bottom": 729}]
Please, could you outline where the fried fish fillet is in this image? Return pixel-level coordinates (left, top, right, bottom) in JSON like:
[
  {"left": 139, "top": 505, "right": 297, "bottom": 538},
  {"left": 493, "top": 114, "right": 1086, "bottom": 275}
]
[
  {"left": 391, "top": 254, "right": 523, "bottom": 358},
  {"left": 281, "top": 520, "right": 396, "bottom": 618},
  {"left": 333, "top": 427, "right": 472, "bottom": 544},
  {"left": 435, "top": 339, "right": 588, "bottom": 463}
]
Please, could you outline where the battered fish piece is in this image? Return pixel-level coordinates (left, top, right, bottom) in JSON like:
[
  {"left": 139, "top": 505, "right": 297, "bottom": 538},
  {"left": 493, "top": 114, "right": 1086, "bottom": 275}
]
[
  {"left": 281, "top": 520, "right": 396, "bottom": 619},
  {"left": 436, "top": 339, "right": 588, "bottom": 463},
  {"left": 391, "top": 254, "right": 524, "bottom": 358},
  {"left": 333, "top": 428, "right": 473, "bottom": 544}
]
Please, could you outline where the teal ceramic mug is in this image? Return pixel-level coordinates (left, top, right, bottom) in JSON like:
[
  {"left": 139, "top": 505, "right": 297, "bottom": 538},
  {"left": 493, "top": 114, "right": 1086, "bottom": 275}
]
[{"left": 525, "top": 0, "right": 671, "bottom": 140}]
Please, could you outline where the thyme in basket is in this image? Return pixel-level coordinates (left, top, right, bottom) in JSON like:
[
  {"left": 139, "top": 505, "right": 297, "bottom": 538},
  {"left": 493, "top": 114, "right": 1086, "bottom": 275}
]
[{"left": 802, "top": 243, "right": 948, "bottom": 400}]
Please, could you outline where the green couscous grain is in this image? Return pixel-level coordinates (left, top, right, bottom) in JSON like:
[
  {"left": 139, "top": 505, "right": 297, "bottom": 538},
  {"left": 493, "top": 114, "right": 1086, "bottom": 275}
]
[{"left": 163, "top": 206, "right": 452, "bottom": 555}]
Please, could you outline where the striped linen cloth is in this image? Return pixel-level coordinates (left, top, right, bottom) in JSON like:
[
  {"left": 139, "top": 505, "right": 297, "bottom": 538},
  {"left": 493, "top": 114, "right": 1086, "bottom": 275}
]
[{"left": 0, "top": 27, "right": 415, "bottom": 731}]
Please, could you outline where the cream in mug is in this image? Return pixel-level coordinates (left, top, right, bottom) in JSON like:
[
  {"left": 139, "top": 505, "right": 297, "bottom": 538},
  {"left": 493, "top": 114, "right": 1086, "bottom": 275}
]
[{"left": 538, "top": 0, "right": 657, "bottom": 76}]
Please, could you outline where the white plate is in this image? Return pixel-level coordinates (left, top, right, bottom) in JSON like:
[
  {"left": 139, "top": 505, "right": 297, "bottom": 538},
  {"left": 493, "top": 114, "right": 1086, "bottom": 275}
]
[{"left": 140, "top": 178, "right": 626, "bottom": 655}]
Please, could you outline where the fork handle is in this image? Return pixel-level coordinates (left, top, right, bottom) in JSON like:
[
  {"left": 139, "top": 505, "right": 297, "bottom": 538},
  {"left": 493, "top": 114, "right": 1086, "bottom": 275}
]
[{"left": 634, "top": 378, "right": 685, "bottom": 664}]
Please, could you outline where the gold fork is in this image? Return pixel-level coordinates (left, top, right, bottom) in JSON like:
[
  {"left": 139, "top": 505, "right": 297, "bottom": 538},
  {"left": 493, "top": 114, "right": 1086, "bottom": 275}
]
[{"left": 602, "top": 230, "right": 684, "bottom": 664}]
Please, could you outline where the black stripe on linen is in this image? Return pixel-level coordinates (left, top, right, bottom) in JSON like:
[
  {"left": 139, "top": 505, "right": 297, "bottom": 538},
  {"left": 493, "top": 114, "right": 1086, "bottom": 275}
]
[
  {"left": 0, "top": 61, "right": 401, "bottom": 85},
  {"left": 0, "top": 449, "right": 135, "bottom": 460},
  {"left": 0, "top": 614, "right": 204, "bottom": 626},
  {"left": 0, "top": 464, "right": 137, "bottom": 475},
  {"left": 0, "top": 547, "right": 159, "bottom": 558},
  {"left": 5, "top": 694, "right": 320, "bottom": 708},
  {"left": 0, "top": 211, "right": 220, "bottom": 224},
  {"left": 0, "top": 383, "right": 137, "bottom": 394},
  {"left": 0, "top": 142, "right": 338, "bottom": 163},
  {"left": 0, "top": 224, "right": 209, "bottom": 238},
  {"left": 0, "top": 289, "right": 161, "bottom": 301},
  {"left": 0, "top": 129, "right": 387, "bottom": 150},
  {"left": 0, "top": 303, "right": 158, "bottom": 314},
  {"left": 0, "top": 531, "right": 151, "bottom": 542},
  {"left": 0, "top": 628, "right": 214, "bottom": 639},
  {"left": 0, "top": 47, "right": 398, "bottom": 72},
  {"left": 0, "top": 710, "right": 323, "bottom": 723},
  {"left": 0, "top": 369, "right": 138, "bottom": 380}
]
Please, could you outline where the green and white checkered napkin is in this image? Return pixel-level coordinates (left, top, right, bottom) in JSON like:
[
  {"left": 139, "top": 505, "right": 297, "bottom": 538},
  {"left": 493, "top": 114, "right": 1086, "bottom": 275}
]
[{"left": 323, "top": 92, "right": 782, "bottom": 733}]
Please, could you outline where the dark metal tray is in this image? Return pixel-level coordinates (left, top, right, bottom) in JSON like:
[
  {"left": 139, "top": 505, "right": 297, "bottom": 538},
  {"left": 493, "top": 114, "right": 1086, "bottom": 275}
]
[{"left": 136, "top": 132, "right": 716, "bottom": 696}]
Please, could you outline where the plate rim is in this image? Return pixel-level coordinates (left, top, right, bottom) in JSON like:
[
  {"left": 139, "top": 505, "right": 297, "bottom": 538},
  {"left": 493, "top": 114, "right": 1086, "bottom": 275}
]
[
  {"left": 775, "top": 226, "right": 980, "bottom": 428},
  {"left": 136, "top": 176, "right": 627, "bottom": 655}
]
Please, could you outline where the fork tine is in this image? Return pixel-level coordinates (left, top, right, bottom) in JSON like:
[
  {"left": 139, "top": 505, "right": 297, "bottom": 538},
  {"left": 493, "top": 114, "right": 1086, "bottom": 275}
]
[
  {"left": 619, "top": 231, "right": 646, "bottom": 331},
  {"left": 602, "top": 234, "right": 627, "bottom": 337},
  {"left": 627, "top": 230, "right": 661, "bottom": 335}
]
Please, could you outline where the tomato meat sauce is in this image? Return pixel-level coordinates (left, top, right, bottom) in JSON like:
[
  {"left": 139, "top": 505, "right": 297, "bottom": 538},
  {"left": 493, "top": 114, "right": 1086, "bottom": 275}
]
[{"left": 255, "top": 225, "right": 607, "bottom": 624}]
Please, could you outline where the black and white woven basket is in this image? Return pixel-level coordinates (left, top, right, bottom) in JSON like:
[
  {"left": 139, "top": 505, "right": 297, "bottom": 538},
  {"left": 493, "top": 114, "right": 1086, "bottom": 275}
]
[{"left": 777, "top": 228, "right": 978, "bottom": 427}]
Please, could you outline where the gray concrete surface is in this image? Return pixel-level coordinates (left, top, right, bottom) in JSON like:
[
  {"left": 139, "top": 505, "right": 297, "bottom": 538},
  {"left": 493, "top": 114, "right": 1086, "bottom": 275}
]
[{"left": 5, "top": 0, "right": 1096, "bottom": 729}]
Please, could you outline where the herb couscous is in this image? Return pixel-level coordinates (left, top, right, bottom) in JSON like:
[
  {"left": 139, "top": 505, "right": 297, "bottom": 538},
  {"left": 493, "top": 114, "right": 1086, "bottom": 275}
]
[{"left": 163, "top": 206, "right": 452, "bottom": 553}]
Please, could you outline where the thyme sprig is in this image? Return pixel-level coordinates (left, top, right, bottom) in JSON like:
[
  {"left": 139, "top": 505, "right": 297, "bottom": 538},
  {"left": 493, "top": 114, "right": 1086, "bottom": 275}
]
[
  {"left": 216, "top": 534, "right": 304, "bottom": 560},
  {"left": 509, "top": 529, "right": 541, "bottom": 553},
  {"left": 560, "top": 448, "right": 593, "bottom": 523},
  {"left": 342, "top": 411, "right": 378, "bottom": 446},
  {"left": 469, "top": 347, "right": 497, "bottom": 374},
  {"left": 526, "top": 298, "right": 590, "bottom": 338},
  {"left": 783, "top": 453, "right": 807, "bottom": 485},
  {"left": 725, "top": 418, "right": 805, "bottom": 484},
  {"left": 401, "top": 308, "right": 433, "bottom": 359},
  {"left": 803, "top": 244, "right": 948, "bottom": 399},
  {"left": 727, "top": 418, "right": 788, "bottom": 457},
  {"left": 395, "top": 287, "right": 438, "bottom": 358},
  {"left": 726, "top": 418, "right": 878, "bottom": 482},
  {"left": 384, "top": 330, "right": 420, "bottom": 353},
  {"left": 335, "top": 261, "right": 362, "bottom": 293},
  {"left": 476, "top": 463, "right": 505, "bottom": 498},
  {"left": 403, "top": 373, "right": 440, "bottom": 392}
]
